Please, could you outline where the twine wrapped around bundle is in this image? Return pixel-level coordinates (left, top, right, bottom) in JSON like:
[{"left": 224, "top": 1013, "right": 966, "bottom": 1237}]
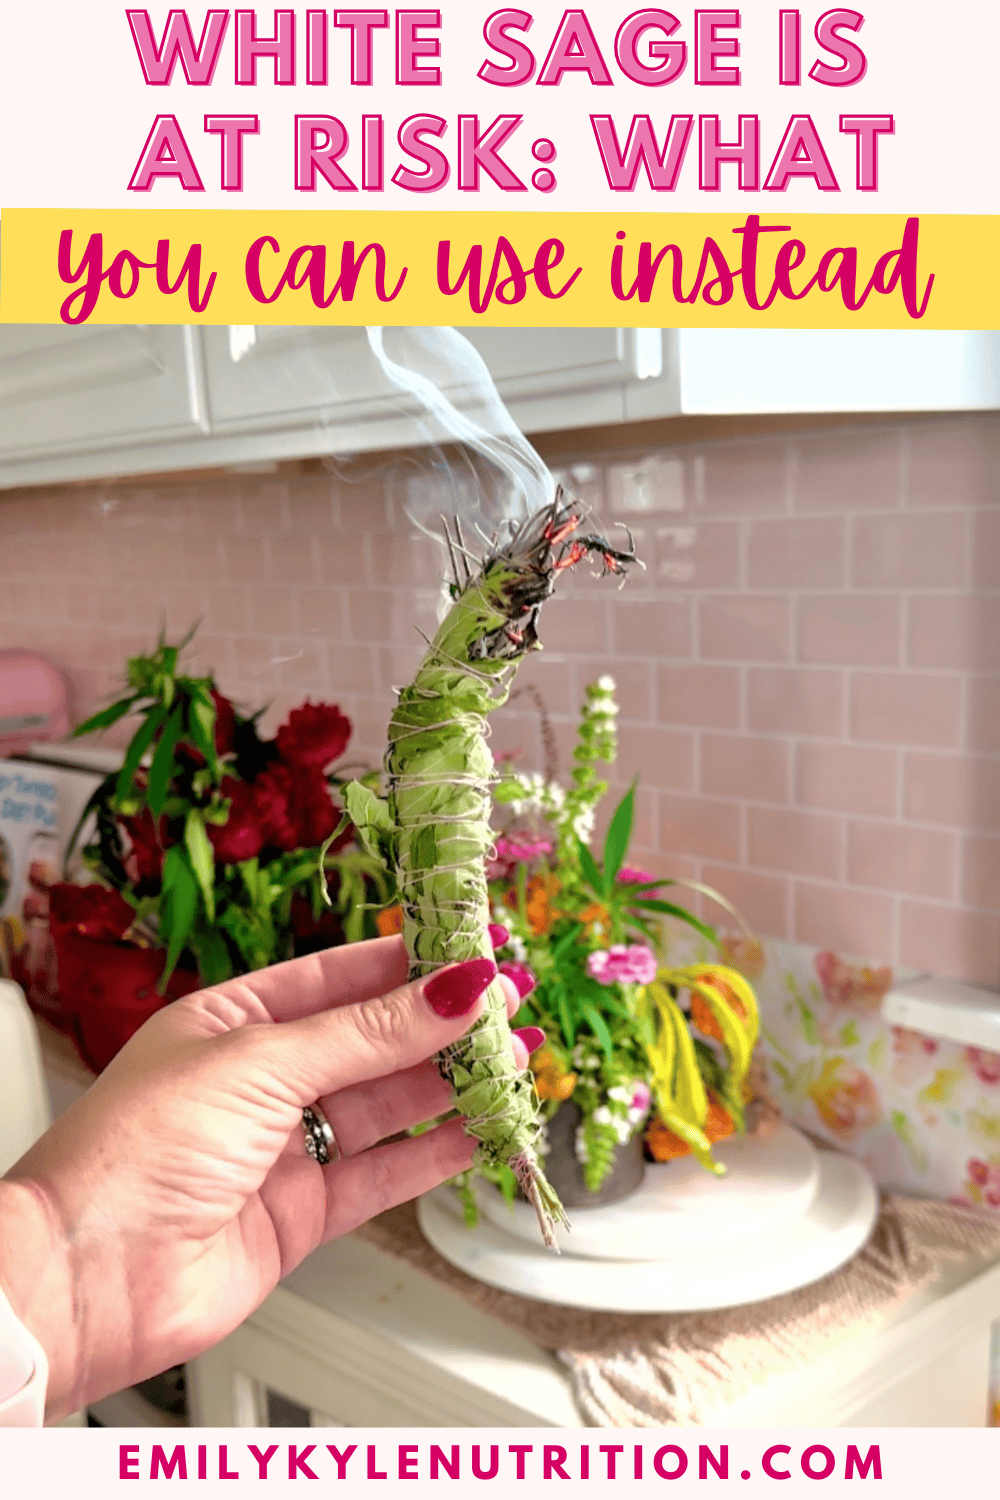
[{"left": 343, "top": 498, "right": 637, "bottom": 1248}]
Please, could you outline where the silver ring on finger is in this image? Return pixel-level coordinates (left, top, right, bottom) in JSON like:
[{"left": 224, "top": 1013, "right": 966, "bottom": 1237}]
[{"left": 302, "top": 1104, "right": 340, "bottom": 1166}]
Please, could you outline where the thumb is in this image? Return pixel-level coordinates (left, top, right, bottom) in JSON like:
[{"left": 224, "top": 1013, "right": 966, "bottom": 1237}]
[{"left": 258, "top": 957, "right": 502, "bottom": 1105}]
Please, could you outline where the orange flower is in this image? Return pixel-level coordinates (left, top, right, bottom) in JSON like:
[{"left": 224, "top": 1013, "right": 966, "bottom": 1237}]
[
  {"left": 645, "top": 1118, "right": 691, "bottom": 1161},
  {"left": 575, "top": 899, "right": 612, "bottom": 938},
  {"left": 704, "top": 1095, "right": 735, "bottom": 1142},
  {"left": 645, "top": 1096, "right": 734, "bottom": 1161},
  {"left": 531, "top": 1045, "right": 577, "bottom": 1102},
  {"left": 689, "top": 972, "right": 746, "bottom": 1043},
  {"left": 376, "top": 904, "right": 404, "bottom": 937},
  {"left": 504, "top": 873, "right": 559, "bottom": 936}
]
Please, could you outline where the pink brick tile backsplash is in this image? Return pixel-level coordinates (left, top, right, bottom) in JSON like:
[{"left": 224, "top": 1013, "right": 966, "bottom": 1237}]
[
  {"left": 851, "top": 512, "right": 968, "bottom": 589},
  {"left": 850, "top": 671, "right": 963, "bottom": 748},
  {"left": 795, "top": 741, "right": 899, "bottom": 817},
  {"left": 747, "top": 516, "right": 846, "bottom": 590},
  {"left": 796, "top": 594, "right": 902, "bottom": 667},
  {"left": 2, "top": 411, "right": 999, "bottom": 985}
]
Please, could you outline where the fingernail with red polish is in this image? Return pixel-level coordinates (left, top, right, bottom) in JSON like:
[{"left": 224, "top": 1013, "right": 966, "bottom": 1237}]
[
  {"left": 424, "top": 958, "right": 498, "bottom": 1019},
  {"left": 514, "top": 1026, "right": 545, "bottom": 1055},
  {"left": 488, "top": 923, "right": 510, "bottom": 949},
  {"left": 499, "top": 960, "right": 536, "bottom": 999}
]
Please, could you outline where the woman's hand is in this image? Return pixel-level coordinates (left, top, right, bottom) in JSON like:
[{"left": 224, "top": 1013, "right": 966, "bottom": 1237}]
[{"left": 0, "top": 936, "right": 528, "bottom": 1421}]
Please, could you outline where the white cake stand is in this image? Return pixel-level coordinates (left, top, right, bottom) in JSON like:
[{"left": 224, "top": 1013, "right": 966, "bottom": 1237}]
[{"left": 417, "top": 1125, "right": 878, "bottom": 1313}]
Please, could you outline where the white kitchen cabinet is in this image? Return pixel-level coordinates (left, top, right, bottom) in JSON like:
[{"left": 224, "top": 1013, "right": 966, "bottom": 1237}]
[
  {"left": 0, "top": 325, "right": 209, "bottom": 474},
  {"left": 676, "top": 330, "right": 1000, "bottom": 416},
  {"left": 1, "top": 325, "right": 996, "bottom": 491},
  {"left": 202, "top": 325, "right": 669, "bottom": 447},
  {"left": 0, "top": 325, "right": 675, "bottom": 488}
]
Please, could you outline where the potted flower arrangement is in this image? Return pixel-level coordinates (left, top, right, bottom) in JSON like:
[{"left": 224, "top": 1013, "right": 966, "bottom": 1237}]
[
  {"left": 48, "top": 633, "right": 391, "bottom": 1070},
  {"left": 451, "top": 676, "right": 763, "bottom": 1222}
]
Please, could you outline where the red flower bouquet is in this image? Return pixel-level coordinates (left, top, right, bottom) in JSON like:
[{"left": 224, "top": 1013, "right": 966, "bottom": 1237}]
[{"left": 59, "top": 636, "right": 393, "bottom": 1070}]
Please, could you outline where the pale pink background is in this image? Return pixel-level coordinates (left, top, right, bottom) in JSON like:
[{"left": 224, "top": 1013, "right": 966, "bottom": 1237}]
[{"left": 2, "top": 411, "right": 998, "bottom": 983}]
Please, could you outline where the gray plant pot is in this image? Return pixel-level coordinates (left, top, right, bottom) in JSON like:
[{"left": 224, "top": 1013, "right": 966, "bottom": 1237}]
[{"left": 541, "top": 1100, "right": 646, "bottom": 1209}]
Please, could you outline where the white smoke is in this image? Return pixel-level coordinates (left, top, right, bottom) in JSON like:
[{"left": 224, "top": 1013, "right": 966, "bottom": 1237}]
[{"left": 364, "top": 326, "right": 555, "bottom": 542}]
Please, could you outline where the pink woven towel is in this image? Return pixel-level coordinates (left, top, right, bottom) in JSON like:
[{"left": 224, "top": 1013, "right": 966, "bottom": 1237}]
[{"left": 354, "top": 1194, "right": 1000, "bottom": 1426}]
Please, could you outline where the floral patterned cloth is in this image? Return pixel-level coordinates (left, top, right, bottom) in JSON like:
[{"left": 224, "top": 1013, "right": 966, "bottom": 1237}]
[{"left": 702, "top": 934, "right": 1000, "bottom": 1213}]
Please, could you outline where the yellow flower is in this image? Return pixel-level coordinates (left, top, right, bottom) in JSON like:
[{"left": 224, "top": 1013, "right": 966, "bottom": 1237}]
[{"left": 688, "top": 969, "right": 747, "bottom": 1043}]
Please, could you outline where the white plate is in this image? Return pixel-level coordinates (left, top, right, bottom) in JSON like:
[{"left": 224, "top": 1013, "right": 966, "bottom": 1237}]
[
  {"left": 418, "top": 1149, "right": 878, "bottom": 1312},
  {"left": 477, "top": 1124, "right": 821, "bottom": 1261}
]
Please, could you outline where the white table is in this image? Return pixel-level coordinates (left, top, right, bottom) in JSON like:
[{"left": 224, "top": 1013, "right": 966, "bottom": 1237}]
[
  {"left": 185, "top": 1229, "right": 1000, "bottom": 1429},
  {"left": 34, "top": 1019, "right": 1000, "bottom": 1429}
]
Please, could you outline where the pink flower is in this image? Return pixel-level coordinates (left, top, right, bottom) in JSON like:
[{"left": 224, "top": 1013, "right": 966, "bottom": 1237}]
[
  {"left": 969, "top": 1158, "right": 990, "bottom": 1187},
  {"left": 617, "top": 866, "right": 657, "bottom": 885},
  {"left": 495, "top": 835, "right": 553, "bottom": 864},
  {"left": 499, "top": 960, "right": 537, "bottom": 999},
  {"left": 587, "top": 944, "right": 658, "bottom": 986},
  {"left": 630, "top": 1081, "right": 651, "bottom": 1113},
  {"left": 966, "top": 1047, "right": 1000, "bottom": 1087}
]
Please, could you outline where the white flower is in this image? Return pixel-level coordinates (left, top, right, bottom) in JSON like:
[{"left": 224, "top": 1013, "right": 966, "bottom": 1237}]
[
  {"left": 592, "top": 1106, "right": 612, "bottom": 1125},
  {"left": 508, "top": 935, "right": 527, "bottom": 962},
  {"left": 596, "top": 675, "right": 616, "bottom": 692},
  {"left": 572, "top": 807, "right": 596, "bottom": 841},
  {"left": 607, "top": 1086, "right": 631, "bottom": 1104}
]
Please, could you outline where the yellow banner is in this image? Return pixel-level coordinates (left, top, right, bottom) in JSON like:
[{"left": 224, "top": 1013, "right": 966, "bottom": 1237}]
[{"left": 2, "top": 208, "right": 997, "bottom": 328}]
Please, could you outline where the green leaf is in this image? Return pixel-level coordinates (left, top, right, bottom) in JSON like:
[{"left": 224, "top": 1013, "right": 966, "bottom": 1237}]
[
  {"left": 159, "top": 845, "right": 198, "bottom": 991},
  {"left": 581, "top": 1002, "right": 614, "bottom": 1061},
  {"left": 602, "top": 783, "right": 635, "bottom": 894},
  {"left": 343, "top": 781, "right": 392, "bottom": 862},
  {"left": 73, "top": 695, "right": 138, "bottom": 738},
  {"left": 630, "top": 898, "right": 717, "bottom": 944},
  {"left": 238, "top": 857, "right": 259, "bottom": 900},
  {"left": 189, "top": 925, "right": 233, "bottom": 985},
  {"left": 551, "top": 923, "right": 584, "bottom": 962},
  {"left": 218, "top": 902, "right": 274, "bottom": 971},
  {"left": 115, "top": 704, "right": 167, "bottom": 808},
  {"left": 147, "top": 704, "right": 183, "bottom": 817},
  {"left": 188, "top": 695, "right": 219, "bottom": 772},
  {"left": 556, "top": 989, "right": 576, "bottom": 1050},
  {"left": 184, "top": 808, "right": 217, "bottom": 922},
  {"left": 576, "top": 836, "right": 603, "bottom": 895}
]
